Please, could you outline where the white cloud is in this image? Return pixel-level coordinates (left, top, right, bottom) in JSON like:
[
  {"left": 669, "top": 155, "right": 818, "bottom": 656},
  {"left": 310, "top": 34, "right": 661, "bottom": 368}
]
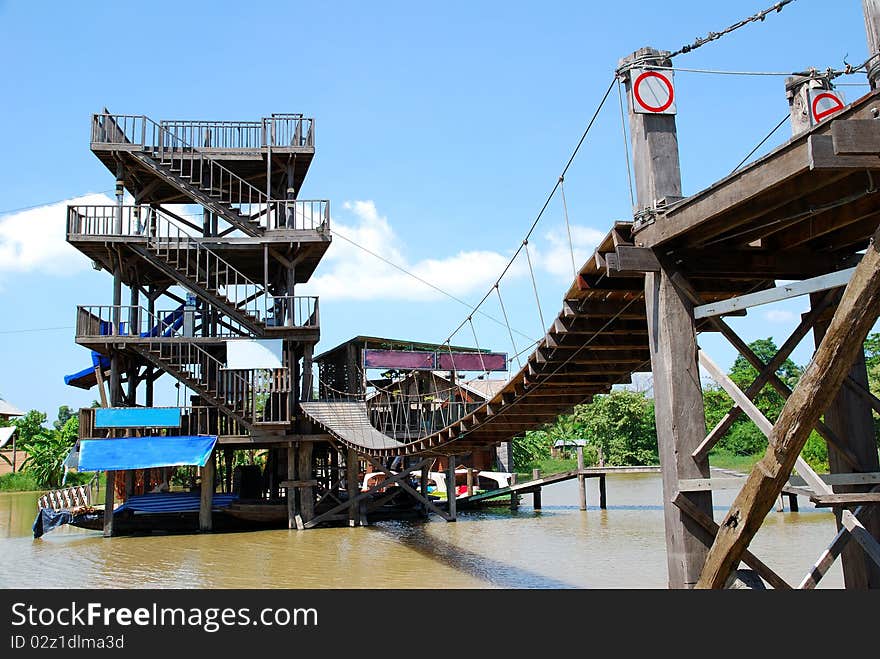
[
  {"left": 764, "top": 309, "right": 797, "bottom": 324},
  {"left": 0, "top": 193, "right": 112, "bottom": 276},
  {"left": 302, "top": 201, "right": 608, "bottom": 302},
  {"left": 303, "top": 200, "right": 518, "bottom": 302},
  {"left": 538, "top": 223, "right": 605, "bottom": 279}
]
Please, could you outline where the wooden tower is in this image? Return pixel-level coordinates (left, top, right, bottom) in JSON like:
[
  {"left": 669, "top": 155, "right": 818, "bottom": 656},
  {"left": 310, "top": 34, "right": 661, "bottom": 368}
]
[{"left": 68, "top": 112, "right": 331, "bottom": 533}]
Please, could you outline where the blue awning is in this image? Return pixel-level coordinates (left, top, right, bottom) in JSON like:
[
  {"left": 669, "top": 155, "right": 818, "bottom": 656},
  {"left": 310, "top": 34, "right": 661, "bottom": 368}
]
[{"left": 78, "top": 436, "right": 217, "bottom": 471}]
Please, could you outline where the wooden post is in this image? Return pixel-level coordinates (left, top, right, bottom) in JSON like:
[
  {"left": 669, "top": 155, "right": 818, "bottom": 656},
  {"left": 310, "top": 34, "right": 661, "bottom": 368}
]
[
  {"left": 622, "top": 47, "right": 712, "bottom": 588},
  {"left": 102, "top": 470, "right": 115, "bottom": 537},
  {"left": 697, "top": 223, "right": 880, "bottom": 588},
  {"left": 865, "top": 0, "right": 880, "bottom": 89},
  {"left": 466, "top": 468, "right": 475, "bottom": 497},
  {"left": 532, "top": 468, "right": 542, "bottom": 510},
  {"left": 576, "top": 446, "right": 587, "bottom": 511},
  {"left": 619, "top": 47, "right": 682, "bottom": 217},
  {"left": 287, "top": 446, "right": 298, "bottom": 529},
  {"left": 10, "top": 432, "right": 16, "bottom": 474},
  {"left": 199, "top": 450, "right": 215, "bottom": 532},
  {"left": 447, "top": 456, "right": 457, "bottom": 521},
  {"left": 509, "top": 472, "right": 518, "bottom": 510},
  {"left": 599, "top": 474, "right": 607, "bottom": 510},
  {"left": 811, "top": 292, "right": 880, "bottom": 588},
  {"left": 420, "top": 462, "right": 430, "bottom": 515},
  {"left": 787, "top": 493, "right": 799, "bottom": 513},
  {"left": 347, "top": 448, "right": 359, "bottom": 527},
  {"left": 299, "top": 442, "right": 315, "bottom": 523}
]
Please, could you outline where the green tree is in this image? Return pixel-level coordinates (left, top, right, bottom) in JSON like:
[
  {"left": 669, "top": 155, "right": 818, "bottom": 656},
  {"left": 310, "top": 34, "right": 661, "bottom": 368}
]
[
  {"left": 574, "top": 389, "right": 658, "bottom": 466},
  {"left": 53, "top": 405, "right": 75, "bottom": 431},
  {"left": 21, "top": 416, "right": 78, "bottom": 489},
  {"left": 13, "top": 410, "right": 50, "bottom": 449}
]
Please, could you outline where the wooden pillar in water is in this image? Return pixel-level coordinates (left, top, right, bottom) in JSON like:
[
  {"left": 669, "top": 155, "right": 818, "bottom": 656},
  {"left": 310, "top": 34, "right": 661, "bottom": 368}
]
[
  {"left": 621, "top": 47, "right": 712, "bottom": 588},
  {"left": 199, "top": 450, "right": 215, "bottom": 532},
  {"left": 509, "top": 472, "right": 518, "bottom": 510},
  {"left": 299, "top": 442, "right": 315, "bottom": 523},
  {"left": 287, "top": 445, "right": 299, "bottom": 529},
  {"left": 466, "top": 468, "right": 475, "bottom": 497},
  {"left": 104, "top": 162, "right": 125, "bottom": 538},
  {"left": 599, "top": 474, "right": 607, "bottom": 510},
  {"left": 420, "top": 462, "right": 430, "bottom": 515},
  {"left": 347, "top": 448, "right": 359, "bottom": 527},
  {"left": 532, "top": 468, "right": 542, "bottom": 510},
  {"left": 576, "top": 446, "right": 587, "bottom": 511},
  {"left": 447, "top": 456, "right": 457, "bottom": 521}
]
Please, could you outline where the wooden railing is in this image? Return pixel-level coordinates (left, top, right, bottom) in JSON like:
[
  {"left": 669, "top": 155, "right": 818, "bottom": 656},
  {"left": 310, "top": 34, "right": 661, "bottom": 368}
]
[{"left": 38, "top": 486, "right": 92, "bottom": 511}]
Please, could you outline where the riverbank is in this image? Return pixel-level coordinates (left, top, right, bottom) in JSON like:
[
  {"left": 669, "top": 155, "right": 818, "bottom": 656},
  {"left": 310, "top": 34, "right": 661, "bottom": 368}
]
[{"left": 515, "top": 449, "right": 787, "bottom": 482}]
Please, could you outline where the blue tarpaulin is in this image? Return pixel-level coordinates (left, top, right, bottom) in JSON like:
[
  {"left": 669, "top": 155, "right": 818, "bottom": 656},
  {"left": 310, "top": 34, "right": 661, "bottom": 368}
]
[
  {"left": 95, "top": 407, "right": 182, "bottom": 428},
  {"left": 78, "top": 436, "right": 217, "bottom": 471}
]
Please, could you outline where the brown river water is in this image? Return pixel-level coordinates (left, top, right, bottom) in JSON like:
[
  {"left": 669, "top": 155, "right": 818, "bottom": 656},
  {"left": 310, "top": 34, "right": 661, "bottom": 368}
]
[{"left": 0, "top": 473, "right": 843, "bottom": 588}]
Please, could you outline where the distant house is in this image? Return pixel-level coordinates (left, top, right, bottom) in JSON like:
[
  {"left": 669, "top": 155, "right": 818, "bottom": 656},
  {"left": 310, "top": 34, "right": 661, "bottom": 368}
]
[
  {"left": 0, "top": 399, "right": 24, "bottom": 421},
  {"left": 0, "top": 399, "right": 24, "bottom": 475}
]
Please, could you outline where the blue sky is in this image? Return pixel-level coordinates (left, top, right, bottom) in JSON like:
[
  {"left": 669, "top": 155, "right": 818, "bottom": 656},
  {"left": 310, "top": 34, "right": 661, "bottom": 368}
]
[{"left": 0, "top": 0, "right": 875, "bottom": 419}]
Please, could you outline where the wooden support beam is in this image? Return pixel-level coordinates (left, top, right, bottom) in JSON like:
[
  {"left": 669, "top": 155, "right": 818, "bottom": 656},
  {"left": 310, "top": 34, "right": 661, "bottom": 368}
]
[
  {"left": 287, "top": 446, "right": 299, "bottom": 529},
  {"left": 447, "top": 456, "right": 457, "bottom": 521},
  {"left": 812, "top": 289, "right": 880, "bottom": 588},
  {"left": 673, "top": 272, "right": 862, "bottom": 470},
  {"left": 693, "top": 289, "right": 836, "bottom": 461},
  {"left": 671, "top": 493, "right": 791, "bottom": 590},
  {"left": 346, "top": 448, "right": 359, "bottom": 527},
  {"left": 577, "top": 446, "right": 587, "bottom": 511},
  {"left": 364, "top": 455, "right": 451, "bottom": 521},
  {"left": 531, "top": 469, "right": 542, "bottom": 510},
  {"left": 693, "top": 267, "right": 854, "bottom": 319},
  {"left": 304, "top": 458, "right": 432, "bottom": 529},
  {"left": 199, "top": 451, "right": 215, "bottom": 532},
  {"left": 298, "top": 442, "right": 315, "bottom": 523},
  {"left": 696, "top": 222, "right": 880, "bottom": 589},
  {"left": 646, "top": 265, "right": 713, "bottom": 588},
  {"left": 598, "top": 474, "right": 607, "bottom": 510}
]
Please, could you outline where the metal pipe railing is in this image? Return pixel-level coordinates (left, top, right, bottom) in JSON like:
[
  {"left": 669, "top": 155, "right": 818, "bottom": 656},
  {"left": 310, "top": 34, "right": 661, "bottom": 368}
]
[{"left": 69, "top": 206, "right": 322, "bottom": 329}]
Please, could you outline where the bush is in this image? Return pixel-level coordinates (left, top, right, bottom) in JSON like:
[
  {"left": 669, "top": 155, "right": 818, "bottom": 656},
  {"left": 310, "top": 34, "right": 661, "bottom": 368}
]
[
  {"left": 801, "top": 431, "right": 829, "bottom": 473},
  {"left": 0, "top": 472, "right": 40, "bottom": 491},
  {"left": 720, "top": 421, "right": 766, "bottom": 456}
]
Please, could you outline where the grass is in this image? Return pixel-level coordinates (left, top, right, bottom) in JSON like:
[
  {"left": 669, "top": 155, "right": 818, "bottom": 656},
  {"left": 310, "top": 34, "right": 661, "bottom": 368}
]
[{"left": 0, "top": 472, "right": 40, "bottom": 492}]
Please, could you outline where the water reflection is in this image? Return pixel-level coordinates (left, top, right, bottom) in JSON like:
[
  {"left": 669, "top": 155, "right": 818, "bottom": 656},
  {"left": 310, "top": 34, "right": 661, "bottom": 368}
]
[{"left": 0, "top": 474, "right": 845, "bottom": 589}]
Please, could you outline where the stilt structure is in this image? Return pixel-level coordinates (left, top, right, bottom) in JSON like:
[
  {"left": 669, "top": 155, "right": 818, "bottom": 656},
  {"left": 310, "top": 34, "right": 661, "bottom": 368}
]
[{"left": 69, "top": 112, "right": 332, "bottom": 534}]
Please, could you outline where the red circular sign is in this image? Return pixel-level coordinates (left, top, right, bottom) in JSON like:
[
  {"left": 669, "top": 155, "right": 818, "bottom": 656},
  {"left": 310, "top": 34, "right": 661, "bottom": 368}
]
[
  {"left": 633, "top": 71, "right": 675, "bottom": 113},
  {"left": 811, "top": 92, "right": 845, "bottom": 122}
]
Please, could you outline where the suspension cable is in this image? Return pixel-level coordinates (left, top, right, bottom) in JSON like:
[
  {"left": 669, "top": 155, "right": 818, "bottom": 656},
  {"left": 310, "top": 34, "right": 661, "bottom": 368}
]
[
  {"left": 668, "top": 1, "right": 799, "bottom": 60},
  {"left": 524, "top": 240, "right": 546, "bottom": 335},
  {"left": 437, "top": 76, "right": 617, "bottom": 348},
  {"left": 495, "top": 284, "right": 522, "bottom": 370},
  {"left": 616, "top": 79, "right": 636, "bottom": 210},
  {"left": 731, "top": 114, "right": 789, "bottom": 173},
  {"left": 559, "top": 177, "right": 577, "bottom": 279}
]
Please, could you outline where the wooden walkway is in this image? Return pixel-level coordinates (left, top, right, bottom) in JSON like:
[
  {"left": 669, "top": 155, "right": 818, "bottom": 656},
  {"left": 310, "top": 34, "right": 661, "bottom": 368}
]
[{"left": 457, "top": 466, "right": 660, "bottom": 508}]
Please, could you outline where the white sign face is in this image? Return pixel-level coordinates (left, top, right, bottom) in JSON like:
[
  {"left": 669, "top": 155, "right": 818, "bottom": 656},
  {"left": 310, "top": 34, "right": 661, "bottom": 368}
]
[
  {"left": 630, "top": 68, "right": 676, "bottom": 115},
  {"left": 809, "top": 88, "right": 846, "bottom": 125},
  {"left": 225, "top": 339, "right": 283, "bottom": 370}
]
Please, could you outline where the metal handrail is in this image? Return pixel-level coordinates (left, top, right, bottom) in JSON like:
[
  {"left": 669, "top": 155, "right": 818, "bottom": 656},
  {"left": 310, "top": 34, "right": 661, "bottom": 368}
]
[
  {"left": 74, "top": 304, "right": 249, "bottom": 339},
  {"left": 158, "top": 115, "right": 314, "bottom": 149},
  {"left": 91, "top": 113, "right": 270, "bottom": 224},
  {"left": 68, "top": 206, "right": 321, "bottom": 328},
  {"left": 145, "top": 338, "right": 290, "bottom": 425}
]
